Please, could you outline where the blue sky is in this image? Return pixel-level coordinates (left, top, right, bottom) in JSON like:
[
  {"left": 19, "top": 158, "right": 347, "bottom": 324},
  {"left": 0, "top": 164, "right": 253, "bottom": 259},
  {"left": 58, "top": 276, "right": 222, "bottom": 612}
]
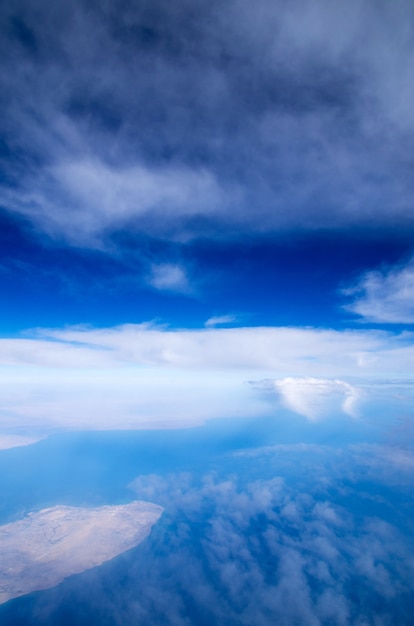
[{"left": 1, "top": 0, "right": 414, "bottom": 441}]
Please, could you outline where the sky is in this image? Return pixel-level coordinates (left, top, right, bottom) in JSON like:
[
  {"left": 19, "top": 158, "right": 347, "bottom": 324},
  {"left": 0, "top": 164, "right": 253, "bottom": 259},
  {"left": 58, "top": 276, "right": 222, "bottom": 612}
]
[
  {"left": 1, "top": 0, "right": 414, "bottom": 440},
  {"left": 1, "top": 3, "right": 414, "bottom": 624}
]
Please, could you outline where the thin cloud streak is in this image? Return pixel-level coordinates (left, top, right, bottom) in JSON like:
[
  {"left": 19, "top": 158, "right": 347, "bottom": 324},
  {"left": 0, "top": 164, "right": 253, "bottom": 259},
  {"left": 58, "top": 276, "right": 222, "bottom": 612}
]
[
  {"left": 205, "top": 314, "right": 239, "bottom": 327},
  {"left": 25, "top": 324, "right": 414, "bottom": 378},
  {"left": 19, "top": 323, "right": 414, "bottom": 376}
]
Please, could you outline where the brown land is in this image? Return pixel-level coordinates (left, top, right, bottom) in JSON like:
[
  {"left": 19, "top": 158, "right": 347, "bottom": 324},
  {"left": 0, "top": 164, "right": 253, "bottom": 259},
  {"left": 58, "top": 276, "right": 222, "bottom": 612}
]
[{"left": 0, "top": 500, "right": 163, "bottom": 604}]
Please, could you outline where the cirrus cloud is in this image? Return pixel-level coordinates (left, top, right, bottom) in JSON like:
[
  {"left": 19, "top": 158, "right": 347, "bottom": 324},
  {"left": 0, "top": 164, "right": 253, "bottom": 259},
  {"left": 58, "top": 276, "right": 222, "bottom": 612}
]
[
  {"left": 1, "top": 0, "right": 414, "bottom": 249},
  {"left": 343, "top": 257, "right": 414, "bottom": 324}
]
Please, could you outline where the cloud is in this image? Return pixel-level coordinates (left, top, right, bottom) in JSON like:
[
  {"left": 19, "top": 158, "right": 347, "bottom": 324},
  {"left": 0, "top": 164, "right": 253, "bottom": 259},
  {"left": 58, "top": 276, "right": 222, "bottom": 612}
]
[
  {"left": 4, "top": 440, "right": 413, "bottom": 624},
  {"left": 18, "top": 323, "right": 414, "bottom": 374},
  {"left": 343, "top": 257, "right": 414, "bottom": 323},
  {"left": 147, "top": 263, "right": 191, "bottom": 293},
  {"left": 205, "top": 314, "right": 239, "bottom": 327},
  {"left": 0, "top": 323, "right": 412, "bottom": 434},
  {"left": 272, "top": 377, "right": 360, "bottom": 421},
  {"left": 0, "top": 434, "right": 45, "bottom": 450},
  {"left": 1, "top": 159, "right": 228, "bottom": 246},
  {"left": 0, "top": 365, "right": 265, "bottom": 432},
  {"left": 349, "top": 443, "right": 414, "bottom": 477},
  {"left": 1, "top": 0, "right": 414, "bottom": 248},
  {"left": 125, "top": 452, "right": 414, "bottom": 626}
]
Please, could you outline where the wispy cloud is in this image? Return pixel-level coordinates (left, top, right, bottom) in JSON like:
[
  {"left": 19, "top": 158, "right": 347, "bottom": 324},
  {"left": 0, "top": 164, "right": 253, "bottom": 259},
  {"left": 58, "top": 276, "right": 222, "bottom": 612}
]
[
  {"left": 0, "top": 324, "right": 414, "bottom": 378},
  {"left": 205, "top": 314, "right": 239, "bottom": 327},
  {"left": 10, "top": 323, "right": 414, "bottom": 374},
  {"left": 343, "top": 257, "right": 414, "bottom": 323},
  {"left": 1, "top": 1, "right": 414, "bottom": 248},
  {"left": 0, "top": 434, "right": 45, "bottom": 450},
  {"left": 147, "top": 263, "right": 191, "bottom": 294},
  {"left": 1, "top": 159, "right": 228, "bottom": 246}
]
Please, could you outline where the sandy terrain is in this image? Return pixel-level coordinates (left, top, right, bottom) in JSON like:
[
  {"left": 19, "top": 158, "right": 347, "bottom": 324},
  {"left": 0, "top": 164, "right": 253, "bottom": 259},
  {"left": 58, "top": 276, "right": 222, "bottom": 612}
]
[{"left": 0, "top": 500, "right": 163, "bottom": 604}]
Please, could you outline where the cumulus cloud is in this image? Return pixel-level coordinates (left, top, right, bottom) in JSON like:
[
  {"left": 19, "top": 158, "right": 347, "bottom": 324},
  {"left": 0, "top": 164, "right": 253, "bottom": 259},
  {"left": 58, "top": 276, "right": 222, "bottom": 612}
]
[
  {"left": 343, "top": 257, "right": 414, "bottom": 323},
  {"left": 272, "top": 377, "right": 360, "bottom": 420},
  {"left": 3, "top": 439, "right": 413, "bottom": 624},
  {"left": 126, "top": 454, "right": 414, "bottom": 626}
]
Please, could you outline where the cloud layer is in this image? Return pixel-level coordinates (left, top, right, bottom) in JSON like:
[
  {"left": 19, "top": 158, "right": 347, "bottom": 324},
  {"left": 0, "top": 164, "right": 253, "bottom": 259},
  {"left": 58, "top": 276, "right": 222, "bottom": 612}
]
[
  {"left": 10, "top": 323, "right": 414, "bottom": 374},
  {"left": 27, "top": 442, "right": 412, "bottom": 625},
  {"left": 0, "top": 323, "right": 413, "bottom": 435},
  {"left": 1, "top": 0, "right": 414, "bottom": 247}
]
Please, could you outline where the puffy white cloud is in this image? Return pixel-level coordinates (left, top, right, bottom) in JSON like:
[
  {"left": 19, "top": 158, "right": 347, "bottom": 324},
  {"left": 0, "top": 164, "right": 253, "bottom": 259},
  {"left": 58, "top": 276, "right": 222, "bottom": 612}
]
[
  {"left": 147, "top": 263, "right": 191, "bottom": 293},
  {"left": 272, "top": 377, "right": 360, "bottom": 421},
  {"left": 127, "top": 451, "right": 414, "bottom": 626},
  {"left": 343, "top": 258, "right": 414, "bottom": 323}
]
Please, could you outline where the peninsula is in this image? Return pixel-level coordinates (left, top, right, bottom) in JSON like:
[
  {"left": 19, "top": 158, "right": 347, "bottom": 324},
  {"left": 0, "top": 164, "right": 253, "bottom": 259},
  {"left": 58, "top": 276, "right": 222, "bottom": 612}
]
[{"left": 0, "top": 500, "right": 163, "bottom": 604}]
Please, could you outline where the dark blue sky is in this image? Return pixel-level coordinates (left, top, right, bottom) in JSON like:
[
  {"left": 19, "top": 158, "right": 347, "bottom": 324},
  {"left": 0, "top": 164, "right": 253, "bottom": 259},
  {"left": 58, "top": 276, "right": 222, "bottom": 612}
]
[{"left": 0, "top": 208, "right": 413, "bottom": 331}]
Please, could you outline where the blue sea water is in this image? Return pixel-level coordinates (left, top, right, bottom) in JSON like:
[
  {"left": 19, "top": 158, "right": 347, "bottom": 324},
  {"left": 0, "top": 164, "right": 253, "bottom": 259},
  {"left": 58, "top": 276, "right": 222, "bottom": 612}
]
[{"left": 0, "top": 415, "right": 413, "bottom": 625}]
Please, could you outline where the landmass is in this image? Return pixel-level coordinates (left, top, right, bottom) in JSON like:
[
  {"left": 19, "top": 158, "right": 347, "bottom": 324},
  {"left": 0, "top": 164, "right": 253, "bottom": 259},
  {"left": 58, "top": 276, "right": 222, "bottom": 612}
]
[
  {"left": 0, "top": 434, "right": 46, "bottom": 450},
  {"left": 0, "top": 500, "right": 163, "bottom": 604}
]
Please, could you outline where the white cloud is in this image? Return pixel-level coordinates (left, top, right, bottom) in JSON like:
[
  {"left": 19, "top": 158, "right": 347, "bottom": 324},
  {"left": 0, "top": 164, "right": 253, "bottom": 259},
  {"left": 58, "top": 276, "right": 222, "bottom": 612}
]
[
  {"left": 0, "top": 366, "right": 268, "bottom": 434},
  {"left": 1, "top": 159, "right": 229, "bottom": 245},
  {"left": 147, "top": 263, "right": 191, "bottom": 293},
  {"left": 272, "top": 377, "right": 360, "bottom": 421},
  {"left": 343, "top": 258, "right": 414, "bottom": 323},
  {"left": 128, "top": 459, "right": 413, "bottom": 626},
  {"left": 19, "top": 323, "right": 414, "bottom": 377},
  {"left": 0, "top": 323, "right": 412, "bottom": 435},
  {"left": 205, "top": 315, "right": 238, "bottom": 327}
]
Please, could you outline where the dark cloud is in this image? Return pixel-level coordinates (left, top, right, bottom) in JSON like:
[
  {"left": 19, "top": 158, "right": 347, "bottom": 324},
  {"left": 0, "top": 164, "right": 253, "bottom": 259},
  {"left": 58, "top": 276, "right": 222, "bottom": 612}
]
[{"left": 1, "top": 0, "right": 414, "bottom": 247}]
